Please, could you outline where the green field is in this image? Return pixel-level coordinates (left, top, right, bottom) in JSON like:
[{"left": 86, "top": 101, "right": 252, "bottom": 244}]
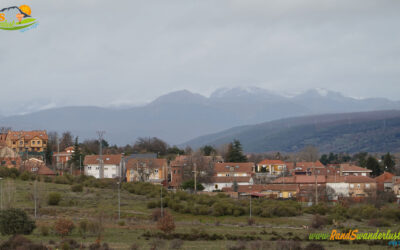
[{"left": 0, "top": 179, "right": 395, "bottom": 249}]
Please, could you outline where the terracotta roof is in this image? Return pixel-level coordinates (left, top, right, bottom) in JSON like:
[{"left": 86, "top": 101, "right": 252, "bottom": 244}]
[
  {"left": 212, "top": 176, "right": 252, "bottom": 183},
  {"left": 340, "top": 164, "right": 372, "bottom": 172},
  {"left": 214, "top": 162, "right": 255, "bottom": 173},
  {"left": 375, "top": 172, "right": 395, "bottom": 183},
  {"left": 345, "top": 175, "right": 376, "bottom": 183},
  {"left": 7, "top": 130, "right": 48, "bottom": 140},
  {"left": 84, "top": 154, "right": 122, "bottom": 165},
  {"left": 37, "top": 165, "right": 56, "bottom": 175},
  {"left": 294, "top": 161, "right": 325, "bottom": 168},
  {"left": 258, "top": 159, "right": 285, "bottom": 165},
  {"left": 125, "top": 158, "right": 167, "bottom": 170},
  {"left": 264, "top": 184, "right": 298, "bottom": 191},
  {"left": 274, "top": 175, "right": 326, "bottom": 184}
]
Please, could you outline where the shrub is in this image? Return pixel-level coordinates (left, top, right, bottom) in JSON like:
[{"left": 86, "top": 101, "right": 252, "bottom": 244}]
[
  {"left": 79, "top": 220, "right": 88, "bottom": 238},
  {"left": 304, "top": 243, "right": 325, "bottom": 250},
  {"left": 20, "top": 171, "right": 32, "bottom": 181},
  {"left": 39, "top": 225, "right": 49, "bottom": 236},
  {"left": 54, "top": 218, "right": 75, "bottom": 237},
  {"left": 44, "top": 176, "right": 53, "bottom": 183},
  {"left": 55, "top": 175, "right": 70, "bottom": 184},
  {"left": 48, "top": 192, "right": 62, "bottom": 205},
  {"left": 0, "top": 208, "right": 36, "bottom": 235},
  {"left": 71, "top": 184, "right": 83, "bottom": 192},
  {"left": 157, "top": 210, "right": 175, "bottom": 234},
  {"left": 249, "top": 240, "right": 270, "bottom": 250},
  {"left": 368, "top": 218, "right": 391, "bottom": 227},
  {"left": 118, "top": 220, "right": 125, "bottom": 226},
  {"left": 275, "top": 240, "right": 302, "bottom": 250},
  {"left": 311, "top": 215, "right": 330, "bottom": 229},
  {"left": 0, "top": 235, "right": 46, "bottom": 250},
  {"left": 169, "top": 239, "right": 183, "bottom": 249},
  {"left": 248, "top": 218, "right": 255, "bottom": 226},
  {"left": 151, "top": 208, "right": 162, "bottom": 222}
]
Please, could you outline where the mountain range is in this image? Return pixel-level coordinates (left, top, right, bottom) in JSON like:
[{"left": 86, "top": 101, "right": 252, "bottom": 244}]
[{"left": 0, "top": 87, "right": 399, "bottom": 147}]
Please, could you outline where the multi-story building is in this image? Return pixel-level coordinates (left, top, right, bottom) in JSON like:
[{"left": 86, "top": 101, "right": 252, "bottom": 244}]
[
  {"left": 84, "top": 154, "right": 123, "bottom": 179},
  {"left": 256, "top": 160, "right": 286, "bottom": 176},
  {"left": 5, "top": 130, "right": 48, "bottom": 154},
  {"left": 125, "top": 158, "right": 168, "bottom": 184}
]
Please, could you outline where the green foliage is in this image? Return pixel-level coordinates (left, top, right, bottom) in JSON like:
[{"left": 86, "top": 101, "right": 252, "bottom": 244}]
[
  {"left": 48, "top": 192, "right": 62, "bottom": 205},
  {"left": 166, "top": 146, "right": 184, "bottom": 155},
  {"left": 54, "top": 175, "right": 71, "bottom": 185},
  {"left": 69, "top": 137, "right": 82, "bottom": 169},
  {"left": 383, "top": 152, "right": 396, "bottom": 173},
  {"left": 366, "top": 156, "right": 382, "bottom": 177},
  {"left": 181, "top": 180, "right": 204, "bottom": 191},
  {"left": 201, "top": 145, "right": 216, "bottom": 156},
  {"left": 0, "top": 167, "right": 19, "bottom": 179},
  {"left": 71, "top": 184, "right": 83, "bottom": 192},
  {"left": 226, "top": 140, "right": 247, "bottom": 162},
  {"left": 19, "top": 171, "right": 32, "bottom": 181},
  {"left": 0, "top": 208, "right": 36, "bottom": 235}
]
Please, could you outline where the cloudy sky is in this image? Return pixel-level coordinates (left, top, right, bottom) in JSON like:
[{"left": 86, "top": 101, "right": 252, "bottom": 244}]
[{"left": 1, "top": 0, "right": 399, "bottom": 116}]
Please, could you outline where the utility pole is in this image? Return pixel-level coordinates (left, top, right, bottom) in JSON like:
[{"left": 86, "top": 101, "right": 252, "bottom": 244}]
[
  {"left": 193, "top": 163, "right": 197, "bottom": 194},
  {"left": 249, "top": 185, "right": 252, "bottom": 219},
  {"left": 97, "top": 131, "right": 105, "bottom": 179},
  {"left": 34, "top": 179, "right": 37, "bottom": 218},
  {"left": 160, "top": 184, "right": 163, "bottom": 218},
  {"left": 118, "top": 153, "right": 124, "bottom": 221},
  {"left": 314, "top": 163, "right": 318, "bottom": 205},
  {"left": 79, "top": 155, "right": 82, "bottom": 175},
  {"left": 57, "top": 135, "right": 60, "bottom": 172}
]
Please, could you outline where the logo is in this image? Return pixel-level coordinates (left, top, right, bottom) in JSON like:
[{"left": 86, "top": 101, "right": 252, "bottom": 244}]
[{"left": 0, "top": 5, "right": 37, "bottom": 31}]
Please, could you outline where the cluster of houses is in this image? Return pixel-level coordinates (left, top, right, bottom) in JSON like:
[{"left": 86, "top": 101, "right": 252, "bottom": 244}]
[{"left": 1, "top": 130, "right": 400, "bottom": 203}]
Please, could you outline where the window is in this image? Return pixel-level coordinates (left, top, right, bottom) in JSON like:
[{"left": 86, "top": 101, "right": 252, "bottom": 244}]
[
  {"left": 215, "top": 184, "right": 218, "bottom": 189},
  {"left": 357, "top": 184, "right": 361, "bottom": 188},
  {"left": 173, "top": 170, "right": 176, "bottom": 174},
  {"left": 354, "top": 173, "right": 358, "bottom": 176},
  {"left": 155, "top": 169, "right": 159, "bottom": 173},
  {"left": 344, "top": 173, "right": 349, "bottom": 176},
  {"left": 350, "top": 184, "right": 354, "bottom": 188},
  {"left": 11, "top": 161, "right": 16, "bottom": 165},
  {"left": 0, "top": 161, "right": 5, "bottom": 166},
  {"left": 366, "top": 184, "right": 370, "bottom": 189},
  {"left": 32, "top": 141, "right": 35, "bottom": 145},
  {"left": 19, "top": 141, "right": 23, "bottom": 145},
  {"left": 37, "top": 141, "right": 41, "bottom": 144},
  {"left": 362, "top": 173, "right": 366, "bottom": 176}
]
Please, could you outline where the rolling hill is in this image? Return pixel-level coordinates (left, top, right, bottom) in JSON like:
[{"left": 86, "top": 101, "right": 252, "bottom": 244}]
[{"left": 183, "top": 110, "right": 400, "bottom": 153}]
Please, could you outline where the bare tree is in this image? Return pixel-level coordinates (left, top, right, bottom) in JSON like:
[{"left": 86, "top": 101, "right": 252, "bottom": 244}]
[{"left": 298, "top": 145, "right": 319, "bottom": 162}]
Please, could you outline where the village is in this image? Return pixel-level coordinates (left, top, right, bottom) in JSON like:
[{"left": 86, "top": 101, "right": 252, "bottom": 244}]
[{"left": 1, "top": 129, "right": 398, "bottom": 206}]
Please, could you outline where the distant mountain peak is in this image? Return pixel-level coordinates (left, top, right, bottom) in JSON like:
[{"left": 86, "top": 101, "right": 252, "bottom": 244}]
[{"left": 149, "top": 89, "right": 207, "bottom": 105}]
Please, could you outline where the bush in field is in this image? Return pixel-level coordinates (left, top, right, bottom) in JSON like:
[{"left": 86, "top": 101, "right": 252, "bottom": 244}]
[
  {"left": 276, "top": 240, "right": 301, "bottom": 250},
  {"left": 304, "top": 203, "right": 329, "bottom": 215},
  {"left": 0, "top": 235, "right": 46, "bottom": 250},
  {"left": 169, "top": 239, "right": 184, "bottom": 249},
  {"left": 157, "top": 210, "right": 175, "bottom": 234},
  {"left": 48, "top": 192, "right": 61, "bottom": 205},
  {"left": 381, "top": 207, "right": 400, "bottom": 221},
  {"left": 368, "top": 218, "right": 391, "bottom": 227},
  {"left": 0, "top": 208, "right": 36, "bottom": 235},
  {"left": 54, "top": 175, "right": 70, "bottom": 184},
  {"left": 44, "top": 176, "right": 53, "bottom": 183},
  {"left": 20, "top": 171, "right": 32, "bottom": 181},
  {"left": 304, "top": 243, "right": 325, "bottom": 250},
  {"left": 39, "top": 225, "right": 49, "bottom": 236},
  {"left": 311, "top": 215, "right": 330, "bottom": 229},
  {"left": 54, "top": 218, "right": 75, "bottom": 237},
  {"left": 71, "top": 184, "right": 83, "bottom": 192}
]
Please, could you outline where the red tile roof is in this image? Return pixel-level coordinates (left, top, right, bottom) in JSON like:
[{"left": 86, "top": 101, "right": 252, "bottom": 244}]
[
  {"left": 340, "top": 164, "right": 372, "bottom": 173},
  {"left": 375, "top": 172, "right": 395, "bottom": 183},
  {"left": 345, "top": 176, "right": 376, "bottom": 183},
  {"left": 7, "top": 130, "right": 48, "bottom": 140},
  {"left": 214, "top": 162, "right": 255, "bottom": 173},
  {"left": 258, "top": 159, "right": 285, "bottom": 165},
  {"left": 273, "top": 175, "right": 326, "bottom": 184},
  {"left": 84, "top": 154, "right": 122, "bottom": 165}
]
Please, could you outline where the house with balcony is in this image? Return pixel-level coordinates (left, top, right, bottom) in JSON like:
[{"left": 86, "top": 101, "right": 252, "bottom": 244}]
[{"left": 256, "top": 160, "right": 286, "bottom": 176}]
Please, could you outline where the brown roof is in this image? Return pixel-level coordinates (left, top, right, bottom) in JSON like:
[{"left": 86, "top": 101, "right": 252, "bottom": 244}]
[
  {"left": 258, "top": 159, "right": 285, "bottom": 165},
  {"left": 212, "top": 176, "right": 252, "bottom": 183},
  {"left": 345, "top": 176, "right": 376, "bottom": 183},
  {"left": 214, "top": 162, "right": 255, "bottom": 173},
  {"left": 340, "top": 164, "right": 372, "bottom": 172},
  {"left": 84, "top": 154, "right": 122, "bottom": 165},
  {"left": 37, "top": 165, "right": 56, "bottom": 175},
  {"left": 263, "top": 184, "right": 298, "bottom": 191},
  {"left": 126, "top": 158, "right": 167, "bottom": 170},
  {"left": 375, "top": 172, "right": 395, "bottom": 183},
  {"left": 274, "top": 175, "right": 326, "bottom": 184},
  {"left": 7, "top": 130, "right": 48, "bottom": 141}
]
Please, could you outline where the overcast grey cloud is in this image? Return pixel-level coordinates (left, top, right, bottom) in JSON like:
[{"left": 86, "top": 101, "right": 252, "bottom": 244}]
[{"left": 1, "top": 0, "right": 399, "bottom": 116}]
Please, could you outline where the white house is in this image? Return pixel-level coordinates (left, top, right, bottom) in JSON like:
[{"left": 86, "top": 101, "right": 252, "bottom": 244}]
[
  {"left": 203, "top": 162, "right": 255, "bottom": 192},
  {"left": 84, "top": 154, "right": 123, "bottom": 179}
]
